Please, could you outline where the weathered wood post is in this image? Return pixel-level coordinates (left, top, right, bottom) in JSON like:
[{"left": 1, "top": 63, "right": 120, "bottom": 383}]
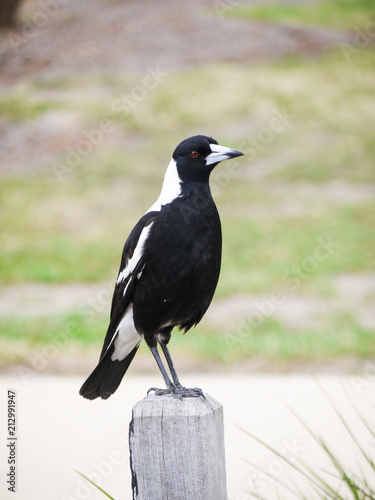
[{"left": 129, "top": 393, "right": 227, "bottom": 500}]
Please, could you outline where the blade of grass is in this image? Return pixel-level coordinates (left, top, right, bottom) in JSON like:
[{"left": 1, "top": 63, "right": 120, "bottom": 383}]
[
  {"left": 341, "top": 381, "right": 375, "bottom": 443},
  {"left": 296, "top": 458, "right": 346, "bottom": 500},
  {"left": 74, "top": 470, "right": 116, "bottom": 500},
  {"left": 284, "top": 391, "right": 375, "bottom": 500},
  {"left": 275, "top": 482, "right": 283, "bottom": 500},
  {"left": 358, "top": 467, "right": 375, "bottom": 498},
  {"left": 321, "top": 440, "right": 375, "bottom": 499},
  {"left": 287, "top": 477, "right": 317, "bottom": 500},
  {"left": 249, "top": 492, "right": 268, "bottom": 500},
  {"left": 235, "top": 423, "right": 344, "bottom": 499},
  {"left": 283, "top": 406, "right": 349, "bottom": 492},
  {"left": 239, "top": 456, "right": 301, "bottom": 499},
  {"left": 268, "top": 405, "right": 348, "bottom": 499},
  {"left": 320, "top": 441, "right": 361, "bottom": 499},
  {"left": 289, "top": 410, "right": 369, "bottom": 498},
  {"left": 315, "top": 378, "right": 375, "bottom": 472}
]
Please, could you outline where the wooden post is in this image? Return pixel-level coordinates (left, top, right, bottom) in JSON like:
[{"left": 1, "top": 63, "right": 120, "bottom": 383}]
[{"left": 129, "top": 393, "right": 227, "bottom": 500}]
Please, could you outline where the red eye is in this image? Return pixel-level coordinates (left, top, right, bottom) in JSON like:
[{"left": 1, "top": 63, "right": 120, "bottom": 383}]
[{"left": 190, "top": 151, "right": 200, "bottom": 159}]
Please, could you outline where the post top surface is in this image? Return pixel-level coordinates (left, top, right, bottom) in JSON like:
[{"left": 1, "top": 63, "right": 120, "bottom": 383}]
[{"left": 132, "top": 392, "right": 222, "bottom": 418}]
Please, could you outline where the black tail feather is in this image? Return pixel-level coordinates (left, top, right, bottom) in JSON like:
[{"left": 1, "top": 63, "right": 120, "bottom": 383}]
[{"left": 79, "top": 344, "right": 139, "bottom": 400}]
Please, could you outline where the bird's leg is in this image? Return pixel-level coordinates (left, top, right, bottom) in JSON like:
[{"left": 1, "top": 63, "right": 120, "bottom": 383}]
[
  {"left": 147, "top": 345, "right": 179, "bottom": 398},
  {"left": 159, "top": 342, "right": 182, "bottom": 388},
  {"left": 159, "top": 342, "right": 204, "bottom": 399}
]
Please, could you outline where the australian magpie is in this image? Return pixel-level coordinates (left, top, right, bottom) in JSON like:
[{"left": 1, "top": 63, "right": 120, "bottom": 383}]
[{"left": 79, "top": 135, "right": 244, "bottom": 400}]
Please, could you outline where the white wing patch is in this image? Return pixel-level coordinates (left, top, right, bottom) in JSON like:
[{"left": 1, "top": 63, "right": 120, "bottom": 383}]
[
  {"left": 116, "top": 224, "right": 153, "bottom": 285},
  {"left": 111, "top": 303, "right": 143, "bottom": 361},
  {"left": 116, "top": 158, "right": 180, "bottom": 288},
  {"left": 146, "top": 158, "right": 182, "bottom": 213}
]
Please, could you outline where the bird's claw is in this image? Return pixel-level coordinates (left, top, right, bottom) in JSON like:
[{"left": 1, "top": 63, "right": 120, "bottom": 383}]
[
  {"left": 177, "top": 386, "right": 205, "bottom": 398},
  {"left": 147, "top": 387, "right": 172, "bottom": 397},
  {"left": 147, "top": 385, "right": 205, "bottom": 399}
]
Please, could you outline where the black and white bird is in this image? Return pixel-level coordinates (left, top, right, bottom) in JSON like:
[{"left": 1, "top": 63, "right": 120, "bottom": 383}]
[{"left": 79, "top": 135, "right": 244, "bottom": 400}]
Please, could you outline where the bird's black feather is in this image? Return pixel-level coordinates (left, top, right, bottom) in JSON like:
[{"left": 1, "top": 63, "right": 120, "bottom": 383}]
[
  {"left": 98, "top": 212, "right": 158, "bottom": 358},
  {"left": 79, "top": 343, "right": 139, "bottom": 400},
  {"left": 80, "top": 212, "right": 157, "bottom": 398},
  {"left": 132, "top": 184, "right": 221, "bottom": 341}
]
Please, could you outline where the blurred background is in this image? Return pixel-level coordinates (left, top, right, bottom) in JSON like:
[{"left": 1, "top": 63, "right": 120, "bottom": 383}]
[
  {"left": 1, "top": 1, "right": 375, "bottom": 499},
  {"left": 1, "top": 0, "right": 374, "bottom": 376}
]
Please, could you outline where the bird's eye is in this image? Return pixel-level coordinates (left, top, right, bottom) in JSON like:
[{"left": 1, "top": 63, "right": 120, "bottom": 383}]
[{"left": 190, "top": 151, "right": 200, "bottom": 159}]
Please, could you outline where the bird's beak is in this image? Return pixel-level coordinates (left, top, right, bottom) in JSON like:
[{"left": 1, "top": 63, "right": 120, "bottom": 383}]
[{"left": 206, "top": 144, "right": 244, "bottom": 166}]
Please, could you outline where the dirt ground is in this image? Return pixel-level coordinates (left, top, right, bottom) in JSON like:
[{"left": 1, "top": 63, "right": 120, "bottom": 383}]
[
  {"left": 0, "top": 0, "right": 350, "bottom": 84},
  {"left": 0, "top": 0, "right": 352, "bottom": 175}
]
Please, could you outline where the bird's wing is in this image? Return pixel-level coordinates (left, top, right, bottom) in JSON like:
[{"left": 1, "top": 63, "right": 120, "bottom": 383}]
[{"left": 98, "top": 211, "right": 159, "bottom": 358}]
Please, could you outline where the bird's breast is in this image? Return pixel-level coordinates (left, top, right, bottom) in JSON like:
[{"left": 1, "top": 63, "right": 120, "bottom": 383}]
[{"left": 132, "top": 191, "right": 222, "bottom": 337}]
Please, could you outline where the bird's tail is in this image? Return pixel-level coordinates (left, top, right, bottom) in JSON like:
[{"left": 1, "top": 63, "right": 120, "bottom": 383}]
[{"left": 79, "top": 345, "right": 139, "bottom": 400}]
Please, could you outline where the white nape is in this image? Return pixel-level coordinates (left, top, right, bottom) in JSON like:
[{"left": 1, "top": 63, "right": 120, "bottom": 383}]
[
  {"left": 116, "top": 224, "right": 153, "bottom": 285},
  {"left": 146, "top": 158, "right": 182, "bottom": 213},
  {"left": 111, "top": 304, "right": 142, "bottom": 361}
]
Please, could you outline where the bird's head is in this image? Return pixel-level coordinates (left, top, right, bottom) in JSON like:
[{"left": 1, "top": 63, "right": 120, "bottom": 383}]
[{"left": 172, "top": 135, "right": 244, "bottom": 184}]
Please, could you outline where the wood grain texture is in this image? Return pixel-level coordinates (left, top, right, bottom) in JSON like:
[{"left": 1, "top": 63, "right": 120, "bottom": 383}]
[{"left": 129, "top": 393, "right": 227, "bottom": 500}]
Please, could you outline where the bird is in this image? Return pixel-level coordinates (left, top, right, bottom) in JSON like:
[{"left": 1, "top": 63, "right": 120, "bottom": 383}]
[{"left": 79, "top": 135, "right": 244, "bottom": 400}]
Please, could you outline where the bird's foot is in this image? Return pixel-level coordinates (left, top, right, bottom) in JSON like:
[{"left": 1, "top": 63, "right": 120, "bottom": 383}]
[
  {"left": 147, "top": 385, "right": 204, "bottom": 400},
  {"left": 176, "top": 386, "right": 205, "bottom": 399},
  {"left": 147, "top": 387, "right": 172, "bottom": 397}
]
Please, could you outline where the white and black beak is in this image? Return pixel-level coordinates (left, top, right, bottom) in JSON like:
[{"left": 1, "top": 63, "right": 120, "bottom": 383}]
[{"left": 205, "top": 144, "right": 244, "bottom": 167}]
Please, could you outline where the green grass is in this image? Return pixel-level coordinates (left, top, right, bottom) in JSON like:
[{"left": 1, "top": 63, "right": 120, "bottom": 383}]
[
  {"left": 1, "top": 308, "right": 374, "bottom": 366},
  {"left": 224, "top": 0, "right": 375, "bottom": 30},
  {"left": 239, "top": 385, "right": 375, "bottom": 499},
  {"left": 221, "top": 202, "right": 375, "bottom": 296},
  {"left": 1, "top": 186, "right": 373, "bottom": 287},
  {"left": 0, "top": 313, "right": 107, "bottom": 347},
  {"left": 0, "top": 94, "right": 57, "bottom": 121}
]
